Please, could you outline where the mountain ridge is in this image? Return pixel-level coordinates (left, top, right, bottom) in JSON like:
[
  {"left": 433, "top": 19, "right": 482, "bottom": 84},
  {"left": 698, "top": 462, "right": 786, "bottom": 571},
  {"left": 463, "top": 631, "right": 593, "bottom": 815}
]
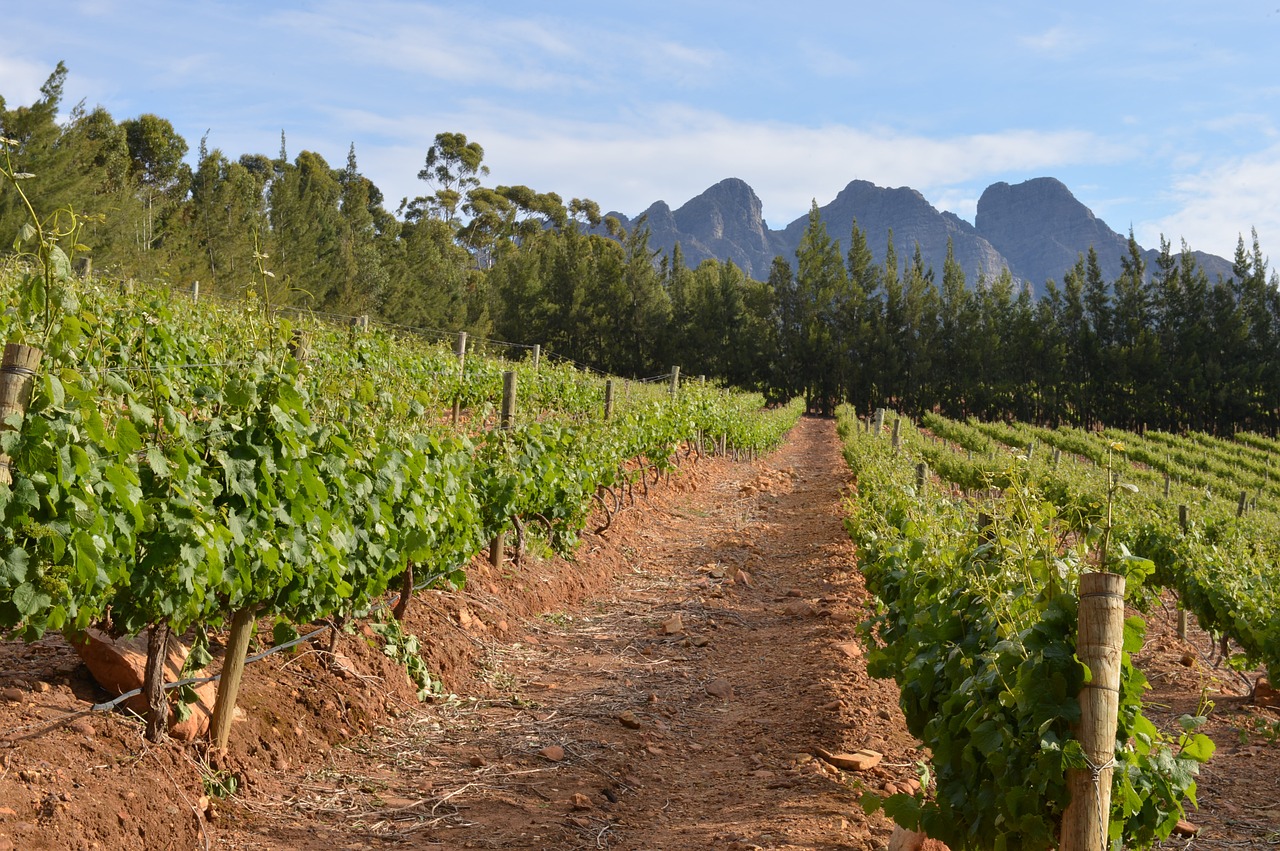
[{"left": 602, "top": 176, "right": 1234, "bottom": 292}]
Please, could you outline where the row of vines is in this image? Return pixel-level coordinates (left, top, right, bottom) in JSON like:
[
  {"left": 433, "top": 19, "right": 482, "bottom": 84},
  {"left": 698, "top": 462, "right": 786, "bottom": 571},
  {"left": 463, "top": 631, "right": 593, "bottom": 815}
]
[
  {"left": 914, "top": 411, "right": 1280, "bottom": 684},
  {"left": 837, "top": 406, "right": 1213, "bottom": 850},
  {"left": 0, "top": 241, "right": 804, "bottom": 744}
]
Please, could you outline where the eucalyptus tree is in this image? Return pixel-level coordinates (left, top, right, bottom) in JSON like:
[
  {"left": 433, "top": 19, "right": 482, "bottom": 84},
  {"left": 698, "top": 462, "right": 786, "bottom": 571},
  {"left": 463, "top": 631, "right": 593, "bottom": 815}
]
[{"left": 415, "top": 132, "right": 489, "bottom": 226}]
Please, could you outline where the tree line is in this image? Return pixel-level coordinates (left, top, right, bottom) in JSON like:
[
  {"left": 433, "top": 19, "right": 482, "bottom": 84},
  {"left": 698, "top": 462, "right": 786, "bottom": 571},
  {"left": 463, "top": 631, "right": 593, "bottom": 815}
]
[{"left": 3, "top": 63, "right": 1278, "bottom": 435}]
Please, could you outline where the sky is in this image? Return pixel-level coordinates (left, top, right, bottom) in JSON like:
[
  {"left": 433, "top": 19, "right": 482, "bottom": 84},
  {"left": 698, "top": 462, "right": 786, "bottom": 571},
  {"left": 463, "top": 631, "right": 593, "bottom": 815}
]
[{"left": 3, "top": 0, "right": 1280, "bottom": 262}]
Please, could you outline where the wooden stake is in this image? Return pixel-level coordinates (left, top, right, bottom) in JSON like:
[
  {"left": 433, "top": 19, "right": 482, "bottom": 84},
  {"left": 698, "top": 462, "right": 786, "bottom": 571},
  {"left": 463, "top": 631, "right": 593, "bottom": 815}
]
[
  {"left": 1062, "top": 572, "right": 1125, "bottom": 851},
  {"left": 604, "top": 379, "right": 614, "bottom": 421},
  {"left": 500, "top": 370, "right": 517, "bottom": 430},
  {"left": 532, "top": 344, "right": 540, "bottom": 369},
  {"left": 1177, "top": 505, "right": 1189, "bottom": 640},
  {"left": 669, "top": 366, "right": 680, "bottom": 398},
  {"left": 210, "top": 606, "right": 257, "bottom": 751},
  {"left": 891, "top": 418, "right": 901, "bottom": 451},
  {"left": 0, "top": 343, "right": 43, "bottom": 487}
]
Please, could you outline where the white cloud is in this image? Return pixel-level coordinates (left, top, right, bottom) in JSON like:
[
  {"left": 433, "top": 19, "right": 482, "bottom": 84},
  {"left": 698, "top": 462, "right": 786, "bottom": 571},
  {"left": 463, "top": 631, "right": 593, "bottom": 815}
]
[
  {"left": 341, "top": 103, "right": 1129, "bottom": 228},
  {"left": 1146, "top": 144, "right": 1280, "bottom": 260},
  {"left": 270, "top": 1, "right": 722, "bottom": 94},
  {"left": 1017, "top": 25, "right": 1089, "bottom": 56},
  {"left": 0, "top": 55, "right": 54, "bottom": 105}
]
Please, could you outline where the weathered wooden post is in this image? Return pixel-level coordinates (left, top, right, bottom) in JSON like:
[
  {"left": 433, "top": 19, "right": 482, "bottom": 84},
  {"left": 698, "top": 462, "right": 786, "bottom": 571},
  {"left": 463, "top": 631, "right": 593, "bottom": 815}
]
[
  {"left": 210, "top": 605, "right": 258, "bottom": 752},
  {"left": 1062, "top": 572, "right": 1125, "bottom": 851},
  {"left": 891, "top": 418, "right": 901, "bottom": 451},
  {"left": 1237, "top": 490, "right": 1248, "bottom": 517},
  {"left": 1177, "top": 504, "right": 1189, "bottom": 640},
  {"left": 452, "top": 331, "right": 467, "bottom": 426},
  {"left": 532, "top": 344, "right": 541, "bottom": 369},
  {"left": 1164, "top": 472, "right": 1171, "bottom": 499},
  {"left": 915, "top": 462, "right": 928, "bottom": 492},
  {"left": 499, "top": 370, "right": 517, "bottom": 430},
  {"left": 669, "top": 366, "right": 680, "bottom": 398},
  {"left": 191, "top": 280, "right": 199, "bottom": 303},
  {"left": 491, "top": 370, "right": 518, "bottom": 567},
  {"left": 604, "top": 379, "right": 614, "bottom": 421},
  {"left": 874, "top": 408, "right": 885, "bottom": 434},
  {"left": 0, "top": 343, "right": 42, "bottom": 487}
]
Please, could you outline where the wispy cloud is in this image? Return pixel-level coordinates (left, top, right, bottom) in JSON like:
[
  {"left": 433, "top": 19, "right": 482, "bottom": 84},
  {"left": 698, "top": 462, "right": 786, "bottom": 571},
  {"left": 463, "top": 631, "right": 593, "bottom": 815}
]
[
  {"left": 344, "top": 103, "right": 1128, "bottom": 228},
  {"left": 1146, "top": 143, "right": 1280, "bottom": 259},
  {"left": 0, "top": 55, "right": 55, "bottom": 105},
  {"left": 1018, "top": 25, "right": 1087, "bottom": 55}
]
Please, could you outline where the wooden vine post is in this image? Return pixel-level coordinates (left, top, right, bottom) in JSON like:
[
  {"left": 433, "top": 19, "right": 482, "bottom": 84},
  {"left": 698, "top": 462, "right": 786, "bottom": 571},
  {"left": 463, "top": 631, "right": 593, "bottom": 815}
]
[
  {"left": 532, "top": 344, "right": 540, "bottom": 369},
  {"left": 1176, "top": 504, "right": 1189, "bottom": 640},
  {"left": 452, "top": 331, "right": 467, "bottom": 425},
  {"left": 210, "top": 604, "right": 258, "bottom": 752},
  {"left": 669, "top": 366, "right": 680, "bottom": 398},
  {"left": 1062, "top": 571, "right": 1126, "bottom": 851},
  {"left": 490, "top": 370, "right": 517, "bottom": 567},
  {"left": 0, "top": 343, "right": 43, "bottom": 487},
  {"left": 891, "top": 417, "right": 901, "bottom": 451},
  {"left": 604, "top": 379, "right": 614, "bottom": 421}
]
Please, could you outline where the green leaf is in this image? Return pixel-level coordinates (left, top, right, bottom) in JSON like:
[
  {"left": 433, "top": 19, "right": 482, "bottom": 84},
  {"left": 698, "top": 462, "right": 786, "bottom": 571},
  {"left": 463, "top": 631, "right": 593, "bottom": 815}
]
[
  {"left": 1180, "top": 732, "right": 1215, "bottom": 763},
  {"left": 146, "top": 445, "right": 171, "bottom": 478},
  {"left": 115, "top": 417, "right": 143, "bottom": 455},
  {"left": 0, "top": 547, "right": 30, "bottom": 584}
]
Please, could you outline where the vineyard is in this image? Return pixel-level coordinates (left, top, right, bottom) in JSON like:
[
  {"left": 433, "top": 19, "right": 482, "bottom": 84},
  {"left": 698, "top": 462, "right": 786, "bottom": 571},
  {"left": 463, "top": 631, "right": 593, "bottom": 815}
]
[{"left": 0, "top": 259, "right": 1277, "bottom": 847}]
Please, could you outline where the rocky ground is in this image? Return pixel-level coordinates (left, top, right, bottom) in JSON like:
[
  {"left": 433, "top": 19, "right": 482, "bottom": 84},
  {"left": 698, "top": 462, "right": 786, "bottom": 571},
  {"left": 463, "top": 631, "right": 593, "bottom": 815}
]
[{"left": 0, "top": 417, "right": 1276, "bottom": 850}]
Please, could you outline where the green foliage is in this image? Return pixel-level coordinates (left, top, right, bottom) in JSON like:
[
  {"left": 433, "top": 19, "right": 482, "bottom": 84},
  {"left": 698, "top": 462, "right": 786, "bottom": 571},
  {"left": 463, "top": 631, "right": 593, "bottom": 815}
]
[
  {"left": 370, "top": 614, "right": 440, "bottom": 701},
  {"left": 838, "top": 406, "right": 1209, "bottom": 850}
]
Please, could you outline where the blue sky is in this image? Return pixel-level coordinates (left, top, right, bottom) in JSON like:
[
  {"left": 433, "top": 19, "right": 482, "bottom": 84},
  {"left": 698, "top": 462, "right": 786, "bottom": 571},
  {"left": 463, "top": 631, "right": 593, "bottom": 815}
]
[{"left": 3, "top": 0, "right": 1279, "bottom": 262}]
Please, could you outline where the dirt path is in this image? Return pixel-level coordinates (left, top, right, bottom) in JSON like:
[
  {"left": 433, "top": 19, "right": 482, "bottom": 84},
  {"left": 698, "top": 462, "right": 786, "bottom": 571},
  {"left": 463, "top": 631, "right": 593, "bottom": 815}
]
[{"left": 215, "top": 417, "right": 921, "bottom": 850}]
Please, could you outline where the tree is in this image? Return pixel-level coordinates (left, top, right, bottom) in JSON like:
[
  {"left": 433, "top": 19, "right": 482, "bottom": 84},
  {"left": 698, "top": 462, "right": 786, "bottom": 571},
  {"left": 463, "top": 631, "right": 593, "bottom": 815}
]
[
  {"left": 121, "top": 114, "right": 190, "bottom": 256},
  {"left": 414, "top": 132, "right": 488, "bottom": 225}
]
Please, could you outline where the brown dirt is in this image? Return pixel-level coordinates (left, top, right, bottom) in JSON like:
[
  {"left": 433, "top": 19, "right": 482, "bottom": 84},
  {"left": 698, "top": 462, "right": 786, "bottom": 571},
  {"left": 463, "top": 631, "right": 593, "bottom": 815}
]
[{"left": 0, "top": 416, "right": 1276, "bottom": 850}]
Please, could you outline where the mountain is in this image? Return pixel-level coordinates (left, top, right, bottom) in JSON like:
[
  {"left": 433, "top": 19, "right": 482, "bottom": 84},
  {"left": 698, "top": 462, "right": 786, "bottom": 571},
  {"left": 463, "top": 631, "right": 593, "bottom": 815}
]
[
  {"left": 975, "top": 177, "right": 1233, "bottom": 287},
  {"left": 604, "top": 176, "right": 1234, "bottom": 293}
]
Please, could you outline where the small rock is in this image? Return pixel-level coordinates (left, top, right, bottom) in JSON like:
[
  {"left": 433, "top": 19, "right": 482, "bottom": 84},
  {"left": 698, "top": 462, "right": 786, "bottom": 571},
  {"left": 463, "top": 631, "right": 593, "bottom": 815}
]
[
  {"left": 618, "top": 711, "right": 642, "bottom": 729},
  {"left": 888, "top": 825, "right": 951, "bottom": 851},
  {"left": 272, "top": 751, "right": 290, "bottom": 772},
  {"left": 1172, "top": 820, "right": 1200, "bottom": 837},
  {"left": 570, "top": 792, "right": 594, "bottom": 811},
  {"left": 785, "top": 588, "right": 805, "bottom": 597},
  {"left": 1255, "top": 678, "right": 1278, "bottom": 707},
  {"left": 705, "top": 679, "right": 733, "bottom": 700},
  {"left": 1, "top": 687, "right": 22, "bottom": 703},
  {"left": 783, "top": 600, "right": 815, "bottom": 617},
  {"left": 661, "top": 614, "right": 684, "bottom": 635},
  {"left": 567, "top": 815, "right": 592, "bottom": 828},
  {"left": 733, "top": 570, "right": 752, "bottom": 587},
  {"left": 468, "top": 754, "right": 487, "bottom": 767},
  {"left": 690, "top": 635, "right": 710, "bottom": 647},
  {"left": 835, "top": 642, "right": 863, "bottom": 659},
  {"left": 1178, "top": 653, "right": 1196, "bottom": 667},
  {"left": 68, "top": 717, "right": 95, "bottom": 737},
  {"left": 818, "top": 700, "right": 841, "bottom": 711},
  {"left": 817, "top": 747, "right": 882, "bottom": 771},
  {"left": 0, "top": 806, "right": 16, "bottom": 819},
  {"left": 539, "top": 745, "right": 566, "bottom": 761},
  {"left": 33, "top": 681, "right": 50, "bottom": 694}
]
